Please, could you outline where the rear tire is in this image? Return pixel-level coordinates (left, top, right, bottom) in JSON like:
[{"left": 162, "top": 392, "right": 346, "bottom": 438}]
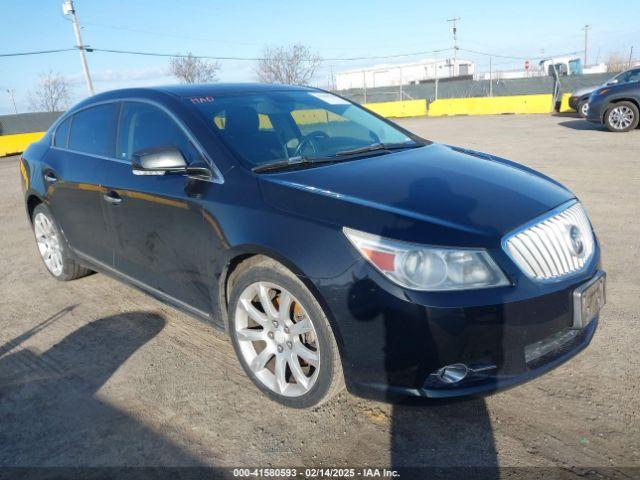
[
  {"left": 578, "top": 100, "right": 589, "bottom": 118},
  {"left": 604, "top": 101, "right": 639, "bottom": 132},
  {"left": 32, "top": 204, "right": 92, "bottom": 281},
  {"left": 227, "top": 257, "right": 344, "bottom": 408}
]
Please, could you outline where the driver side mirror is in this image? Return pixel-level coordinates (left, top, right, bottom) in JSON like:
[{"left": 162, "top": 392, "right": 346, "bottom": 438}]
[
  {"left": 607, "top": 79, "right": 619, "bottom": 85},
  {"left": 132, "top": 146, "right": 187, "bottom": 176}
]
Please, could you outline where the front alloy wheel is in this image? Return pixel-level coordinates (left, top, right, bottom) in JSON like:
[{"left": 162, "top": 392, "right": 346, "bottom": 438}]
[
  {"left": 578, "top": 100, "right": 589, "bottom": 118},
  {"left": 605, "top": 102, "right": 639, "bottom": 132},
  {"left": 228, "top": 258, "right": 344, "bottom": 408},
  {"left": 235, "top": 281, "right": 320, "bottom": 397}
]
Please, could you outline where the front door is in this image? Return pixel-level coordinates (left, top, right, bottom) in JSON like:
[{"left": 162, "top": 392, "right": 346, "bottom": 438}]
[{"left": 103, "top": 101, "right": 212, "bottom": 314}]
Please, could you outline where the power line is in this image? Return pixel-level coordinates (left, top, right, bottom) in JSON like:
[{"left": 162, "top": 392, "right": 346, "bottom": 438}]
[
  {"left": 459, "top": 47, "right": 583, "bottom": 61},
  {"left": 0, "top": 48, "right": 76, "bottom": 57},
  {"left": 0, "top": 44, "right": 585, "bottom": 65},
  {"left": 87, "top": 47, "right": 455, "bottom": 62}
]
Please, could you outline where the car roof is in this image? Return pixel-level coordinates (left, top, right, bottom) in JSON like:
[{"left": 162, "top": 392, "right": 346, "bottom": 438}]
[{"left": 66, "top": 83, "right": 320, "bottom": 114}]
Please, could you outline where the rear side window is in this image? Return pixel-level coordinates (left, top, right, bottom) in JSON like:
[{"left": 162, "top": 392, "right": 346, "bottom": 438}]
[
  {"left": 68, "top": 104, "right": 119, "bottom": 157},
  {"left": 54, "top": 117, "right": 71, "bottom": 148},
  {"left": 117, "top": 102, "right": 199, "bottom": 162}
]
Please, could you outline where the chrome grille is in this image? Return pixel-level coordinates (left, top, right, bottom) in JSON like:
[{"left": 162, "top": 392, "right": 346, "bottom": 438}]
[{"left": 504, "top": 202, "right": 595, "bottom": 281}]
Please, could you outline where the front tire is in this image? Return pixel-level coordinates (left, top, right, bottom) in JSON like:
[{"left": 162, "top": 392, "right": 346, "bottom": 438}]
[
  {"left": 228, "top": 258, "right": 344, "bottom": 408},
  {"left": 604, "top": 101, "right": 639, "bottom": 132},
  {"left": 578, "top": 100, "right": 589, "bottom": 118},
  {"left": 32, "top": 204, "right": 92, "bottom": 281}
]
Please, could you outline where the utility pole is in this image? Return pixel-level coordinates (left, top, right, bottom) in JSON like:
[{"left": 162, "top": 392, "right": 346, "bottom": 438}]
[
  {"left": 447, "top": 16, "right": 461, "bottom": 77},
  {"left": 629, "top": 46, "right": 634, "bottom": 69},
  {"left": 489, "top": 56, "right": 493, "bottom": 97},
  {"left": 582, "top": 25, "right": 591, "bottom": 67},
  {"left": 6, "top": 89, "right": 18, "bottom": 114},
  {"left": 62, "top": 0, "right": 94, "bottom": 95},
  {"left": 362, "top": 70, "right": 367, "bottom": 104}
]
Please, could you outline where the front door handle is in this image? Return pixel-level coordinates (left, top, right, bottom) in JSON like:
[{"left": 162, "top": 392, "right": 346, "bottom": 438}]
[
  {"left": 103, "top": 191, "right": 123, "bottom": 205},
  {"left": 44, "top": 172, "right": 58, "bottom": 183}
]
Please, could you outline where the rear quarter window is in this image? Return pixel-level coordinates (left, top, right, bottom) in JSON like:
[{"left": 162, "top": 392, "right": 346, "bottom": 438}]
[
  {"left": 53, "top": 117, "right": 71, "bottom": 148},
  {"left": 68, "top": 103, "right": 119, "bottom": 157}
]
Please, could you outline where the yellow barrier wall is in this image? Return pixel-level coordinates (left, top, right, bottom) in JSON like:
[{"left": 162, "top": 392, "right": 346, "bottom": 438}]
[
  {"left": 427, "top": 94, "right": 555, "bottom": 117},
  {"left": 0, "top": 132, "right": 45, "bottom": 157},
  {"left": 559, "top": 93, "right": 574, "bottom": 113},
  {"left": 363, "top": 99, "right": 427, "bottom": 118}
]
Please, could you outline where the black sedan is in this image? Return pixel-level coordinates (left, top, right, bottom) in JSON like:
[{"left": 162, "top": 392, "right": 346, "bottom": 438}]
[{"left": 20, "top": 84, "right": 606, "bottom": 407}]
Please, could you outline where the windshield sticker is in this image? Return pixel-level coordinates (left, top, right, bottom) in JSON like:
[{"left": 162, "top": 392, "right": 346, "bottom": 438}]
[
  {"left": 309, "top": 92, "right": 350, "bottom": 105},
  {"left": 189, "top": 96, "right": 215, "bottom": 104}
]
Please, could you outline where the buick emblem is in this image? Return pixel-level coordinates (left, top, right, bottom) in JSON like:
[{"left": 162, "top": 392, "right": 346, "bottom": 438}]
[{"left": 568, "top": 225, "right": 585, "bottom": 257}]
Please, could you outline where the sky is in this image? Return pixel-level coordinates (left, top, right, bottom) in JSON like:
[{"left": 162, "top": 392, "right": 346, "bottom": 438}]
[{"left": 1, "top": 0, "right": 639, "bottom": 114}]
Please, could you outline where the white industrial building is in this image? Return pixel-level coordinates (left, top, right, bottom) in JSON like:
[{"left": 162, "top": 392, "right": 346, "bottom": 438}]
[{"left": 335, "top": 58, "right": 475, "bottom": 90}]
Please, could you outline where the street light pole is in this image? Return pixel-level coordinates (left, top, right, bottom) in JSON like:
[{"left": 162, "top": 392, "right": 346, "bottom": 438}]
[
  {"left": 62, "top": 0, "right": 94, "bottom": 95},
  {"left": 582, "top": 25, "right": 591, "bottom": 67}
]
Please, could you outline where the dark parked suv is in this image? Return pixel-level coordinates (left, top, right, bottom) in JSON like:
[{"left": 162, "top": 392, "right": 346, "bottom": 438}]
[
  {"left": 587, "top": 69, "right": 640, "bottom": 132},
  {"left": 20, "top": 84, "right": 606, "bottom": 407}
]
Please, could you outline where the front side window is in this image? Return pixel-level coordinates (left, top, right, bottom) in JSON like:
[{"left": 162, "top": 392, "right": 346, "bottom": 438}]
[
  {"left": 68, "top": 104, "right": 119, "bottom": 157},
  {"left": 54, "top": 117, "right": 71, "bottom": 148},
  {"left": 627, "top": 69, "right": 640, "bottom": 83},
  {"left": 190, "top": 90, "right": 421, "bottom": 168},
  {"left": 117, "top": 102, "right": 199, "bottom": 163}
]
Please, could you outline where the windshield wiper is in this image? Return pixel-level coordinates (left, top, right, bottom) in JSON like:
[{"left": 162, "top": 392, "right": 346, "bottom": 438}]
[
  {"left": 252, "top": 155, "right": 336, "bottom": 173},
  {"left": 335, "top": 142, "right": 422, "bottom": 157},
  {"left": 252, "top": 142, "right": 424, "bottom": 173}
]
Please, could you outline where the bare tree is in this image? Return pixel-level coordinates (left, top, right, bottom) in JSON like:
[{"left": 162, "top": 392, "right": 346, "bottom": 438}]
[
  {"left": 605, "top": 52, "right": 628, "bottom": 73},
  {"left": 28, "top": 70, "right": 72, "bottom": 112},
  {"left": 256, "top": 43, "right": 321, "bottom": 85},
  {"left": 169, "top": 53, "right": 221, "bottom": 84}
]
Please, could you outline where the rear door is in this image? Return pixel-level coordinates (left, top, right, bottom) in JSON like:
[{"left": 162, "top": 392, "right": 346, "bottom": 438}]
[
  {"left": 102, "top": 100, "right": 212, "bottom": 313},
  {"left": 46, "top": 103, "right": 118, "bottom": 265}
]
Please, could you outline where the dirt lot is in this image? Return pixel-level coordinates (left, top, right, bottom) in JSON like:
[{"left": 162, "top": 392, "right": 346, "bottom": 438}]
[{"left": 0, "top": 114, "right": 638, "bottom": 475}]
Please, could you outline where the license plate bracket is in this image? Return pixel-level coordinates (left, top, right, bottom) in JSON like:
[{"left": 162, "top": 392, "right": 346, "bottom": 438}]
[{"left": 572, "top": 271, "right": 606, "bottom": 329}]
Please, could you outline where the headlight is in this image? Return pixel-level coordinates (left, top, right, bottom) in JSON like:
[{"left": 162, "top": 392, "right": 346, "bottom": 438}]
[{"left": 343, "top": 227, "right": 510, "bottom": 291}]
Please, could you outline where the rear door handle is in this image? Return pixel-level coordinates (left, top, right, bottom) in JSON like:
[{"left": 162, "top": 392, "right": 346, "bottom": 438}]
[
  {"left": 103, "top": 191, "right": 123, "bottom": 205},
  {"left": 44, "top": 172, "right": 58, "bottom": 183}
]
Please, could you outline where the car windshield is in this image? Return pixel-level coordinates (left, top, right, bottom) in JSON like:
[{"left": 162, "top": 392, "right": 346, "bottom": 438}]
[{"left": 188, "top": 90, "right": 423, "bottom": 169}]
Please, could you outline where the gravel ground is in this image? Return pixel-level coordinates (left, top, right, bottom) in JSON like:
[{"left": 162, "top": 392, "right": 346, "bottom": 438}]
[{"left": 0, "top": 114, "right": 638, "bottom": 476}]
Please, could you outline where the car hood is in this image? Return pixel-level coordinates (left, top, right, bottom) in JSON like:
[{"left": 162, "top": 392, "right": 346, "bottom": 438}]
[
  {"left": 571, "top": 86, "right": 598, "bottom": 97},
  {"left": 257, "top": 143, "right": 574, "bottom": 247}
]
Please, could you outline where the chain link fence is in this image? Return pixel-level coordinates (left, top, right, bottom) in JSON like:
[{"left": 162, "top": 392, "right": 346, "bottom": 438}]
[
  {"left": 0, "top": 112, "right": 61, "bottom": 136},
  {"left": 335, "top": 73, "right": 614, "bottom": 105}
]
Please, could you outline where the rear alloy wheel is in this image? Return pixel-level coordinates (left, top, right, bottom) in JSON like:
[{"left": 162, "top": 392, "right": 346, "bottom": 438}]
[
  {"left": 604, "top": 102, "right": 639, "bottom": 132},
  {"left": 31, "top": 204, "right": 92, "bottom": 281},
  {"left": 578, "top": 100, "right": 589, "bottom": 118},
  {"left": 228, "top": 259, "right": 344, "bottom": 408}
]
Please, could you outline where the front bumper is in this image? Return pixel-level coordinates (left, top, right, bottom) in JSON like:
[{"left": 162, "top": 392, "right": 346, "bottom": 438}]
[
  {"left": 586, "top": 95, "right": 606, "bottom": 123},
  {"left": 315, "top": 257, "right": 603, "bottom": 402},
  {"left": 568, "top": 96, "right": 580, "bottom": 110}
]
